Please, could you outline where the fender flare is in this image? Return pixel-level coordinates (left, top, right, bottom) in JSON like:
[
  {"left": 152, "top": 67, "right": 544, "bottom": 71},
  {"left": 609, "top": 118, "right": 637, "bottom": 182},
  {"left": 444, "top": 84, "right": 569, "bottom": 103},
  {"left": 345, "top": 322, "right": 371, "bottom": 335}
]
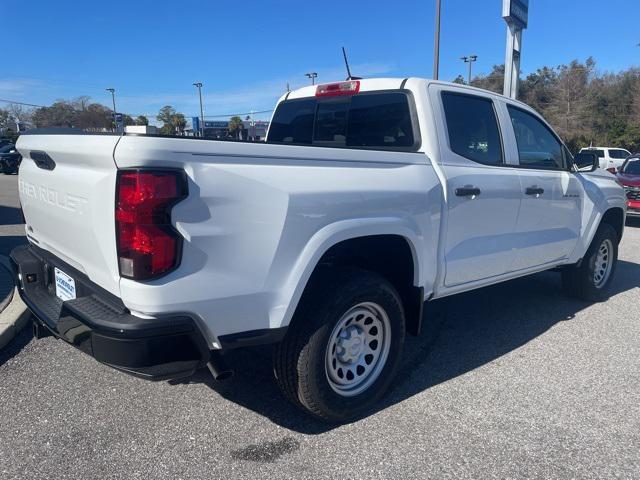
[
  {"left": 268, "top": 217, "right": 425, "bottom": 329},
  {"left": 569, "top": 195, "right": 626, "bottom": 264}
]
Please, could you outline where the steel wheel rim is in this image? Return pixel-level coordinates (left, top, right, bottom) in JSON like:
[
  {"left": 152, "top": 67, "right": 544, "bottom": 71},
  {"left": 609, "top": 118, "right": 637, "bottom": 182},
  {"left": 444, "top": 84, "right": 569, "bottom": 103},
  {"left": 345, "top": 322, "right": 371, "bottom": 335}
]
[
  {"left": 325, "top": 302, "right": 391, "bottom": 397},
  {"left": 593, "top": 238, "right": 614, "bottom": 288}
]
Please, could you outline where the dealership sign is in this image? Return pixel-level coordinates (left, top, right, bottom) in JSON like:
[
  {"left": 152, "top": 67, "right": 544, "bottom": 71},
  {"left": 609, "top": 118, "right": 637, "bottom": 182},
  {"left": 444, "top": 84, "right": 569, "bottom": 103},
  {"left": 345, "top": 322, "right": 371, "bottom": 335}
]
[
  {"left": 192, "top": 118, "right": 230, "bottom": 130},
  {"left": 502, "top": 0, "right": 528, "bottom": 29}
]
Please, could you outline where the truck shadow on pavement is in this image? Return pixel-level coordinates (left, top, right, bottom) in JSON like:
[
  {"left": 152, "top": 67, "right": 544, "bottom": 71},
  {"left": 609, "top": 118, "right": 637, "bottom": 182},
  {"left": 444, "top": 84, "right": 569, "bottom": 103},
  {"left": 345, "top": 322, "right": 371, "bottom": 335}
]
[
  {"left": 176, "top": 259, "right": 640, "bottom": 434},
  {"left": 626, "top": 217, "right": 640, "bottom": 229},
  {"left": 0, "top": 206, "right": 23, "bottom": 226},
  {"left": 0, "top": 235, "right": 26, "bottom": 258}
]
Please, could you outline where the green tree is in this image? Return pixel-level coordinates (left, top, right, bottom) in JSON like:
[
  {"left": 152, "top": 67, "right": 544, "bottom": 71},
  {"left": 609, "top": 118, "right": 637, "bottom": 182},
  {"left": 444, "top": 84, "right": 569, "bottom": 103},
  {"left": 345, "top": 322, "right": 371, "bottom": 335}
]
[
  {"left": 171, "top": 113, "right": 187, "bottom": 135},
  {"left": 452, "top": 75, "right": 466, "bottom": 85},
  {"left": 0, "top": 108, "right": 10, "bottom": 130},
  {"left": 157, "top": 105, "right": 176, "bottom": 134},
  {"left": 135, "top": 115, "right": 149, "bottom": 126},
  {"left": 32, "top": 101, "right": 77, "bottom": 128},
  {"left": 156, "top": 106, "right": 186, "bottom": 135},
  {"left": 470, "top": 64, "right": 505, "bottom": 93},
  {"left": 75, "top": 102, "right": 112, "bottom": 130},
  {"left": 228, "top": 116, "right": 244, "bottom": 139}
]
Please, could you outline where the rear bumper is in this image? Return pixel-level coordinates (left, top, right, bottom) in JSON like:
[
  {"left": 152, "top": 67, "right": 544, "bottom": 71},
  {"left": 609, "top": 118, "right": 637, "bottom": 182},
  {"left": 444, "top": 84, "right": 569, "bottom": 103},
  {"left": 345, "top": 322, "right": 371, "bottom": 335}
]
[{"left": 9, "top": 244, "right": 210, "bottom": 381}]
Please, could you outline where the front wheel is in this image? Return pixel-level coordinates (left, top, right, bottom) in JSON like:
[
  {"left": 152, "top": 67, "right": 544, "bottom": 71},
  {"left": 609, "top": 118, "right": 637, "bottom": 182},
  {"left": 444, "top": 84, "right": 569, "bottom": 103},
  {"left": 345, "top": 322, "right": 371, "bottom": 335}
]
[
  {"left": 562, "top": 223, "right": 618, "bottom": 301},
  {"left": 274, "top": 268, "right": 405, "bottom": 422}
]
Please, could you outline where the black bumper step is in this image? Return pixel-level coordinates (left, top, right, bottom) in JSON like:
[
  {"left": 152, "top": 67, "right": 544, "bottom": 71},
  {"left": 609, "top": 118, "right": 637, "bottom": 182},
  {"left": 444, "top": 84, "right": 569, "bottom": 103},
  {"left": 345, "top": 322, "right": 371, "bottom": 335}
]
[{"left": 10, "top": 244, "right": 209, "bottom": 381}]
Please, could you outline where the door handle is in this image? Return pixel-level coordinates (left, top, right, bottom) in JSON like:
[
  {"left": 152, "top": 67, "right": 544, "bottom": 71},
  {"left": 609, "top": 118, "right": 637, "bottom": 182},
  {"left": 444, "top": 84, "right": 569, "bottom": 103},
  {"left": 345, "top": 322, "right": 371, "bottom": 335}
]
[
  {"left": 525, "top": 186, "right": 545, "bottom": 196},
  {"left": 455, "top": 186, "right": 481, "bottom": 197}
]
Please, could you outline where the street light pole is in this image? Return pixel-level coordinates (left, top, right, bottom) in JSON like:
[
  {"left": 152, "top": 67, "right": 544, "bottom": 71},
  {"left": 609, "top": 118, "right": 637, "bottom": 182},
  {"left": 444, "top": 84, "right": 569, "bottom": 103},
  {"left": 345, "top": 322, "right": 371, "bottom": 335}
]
[
  {"left": 106, "top": 88, "right": 116, "bottom": 113},
  {"left": 193, "top": 82, "right": 205, "bottom": 138},
  {"left": 461, "top": 55, "right": 478, "bottom": 84},
  {"left": 305, "top": 72, "right": 318, "bottom": 85},
  {"left": 106, "top": 88, "right": 117, "bottom": 132},
  {"left": 433, "top": 0, "right": 442, "bottom": 80}
]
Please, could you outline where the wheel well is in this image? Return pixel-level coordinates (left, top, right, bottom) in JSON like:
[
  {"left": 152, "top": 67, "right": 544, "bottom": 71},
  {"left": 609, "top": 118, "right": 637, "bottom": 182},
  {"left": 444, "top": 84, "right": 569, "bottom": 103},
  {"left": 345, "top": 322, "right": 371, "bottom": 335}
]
[
  {"left": 314, "top": 235, "right": 424, "bottom": 336},
  {"left": 601, "top": 207, "right": 624, "bottom": 243}
]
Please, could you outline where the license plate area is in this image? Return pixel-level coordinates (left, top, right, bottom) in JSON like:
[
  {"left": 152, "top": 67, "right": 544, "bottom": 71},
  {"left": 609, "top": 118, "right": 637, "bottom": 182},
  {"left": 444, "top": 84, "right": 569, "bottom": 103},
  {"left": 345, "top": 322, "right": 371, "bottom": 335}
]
[{"left": 54, "top": 267, "right": 76, "bottom": 302}]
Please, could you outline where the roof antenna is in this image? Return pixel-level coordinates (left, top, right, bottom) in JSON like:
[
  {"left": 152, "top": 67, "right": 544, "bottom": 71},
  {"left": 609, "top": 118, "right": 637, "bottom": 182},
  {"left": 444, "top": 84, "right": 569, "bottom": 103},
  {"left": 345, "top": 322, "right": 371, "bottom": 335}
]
[{"left": 342, "top": 47, "right": 362, "bottom": 81}]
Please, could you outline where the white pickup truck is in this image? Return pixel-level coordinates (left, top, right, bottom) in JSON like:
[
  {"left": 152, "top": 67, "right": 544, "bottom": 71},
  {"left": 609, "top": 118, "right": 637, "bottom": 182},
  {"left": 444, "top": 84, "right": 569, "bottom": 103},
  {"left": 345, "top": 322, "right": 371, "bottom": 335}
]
[{"left": 11, "top": 78, "right": 626, "bottom": 421}]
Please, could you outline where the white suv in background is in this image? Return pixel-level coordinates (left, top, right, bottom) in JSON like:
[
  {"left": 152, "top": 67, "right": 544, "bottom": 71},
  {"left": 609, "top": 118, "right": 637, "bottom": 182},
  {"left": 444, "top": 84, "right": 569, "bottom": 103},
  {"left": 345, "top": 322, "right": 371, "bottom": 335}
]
[{"left": 580, "top": 147, "right": 631, "bottom": 172}]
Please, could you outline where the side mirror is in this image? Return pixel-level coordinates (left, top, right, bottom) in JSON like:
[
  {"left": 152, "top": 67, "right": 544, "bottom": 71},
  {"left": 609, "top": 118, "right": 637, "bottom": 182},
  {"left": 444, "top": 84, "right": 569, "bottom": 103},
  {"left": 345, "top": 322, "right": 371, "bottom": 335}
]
[{"left": 573, "top": 152, "right": 599, "bottom": 172}]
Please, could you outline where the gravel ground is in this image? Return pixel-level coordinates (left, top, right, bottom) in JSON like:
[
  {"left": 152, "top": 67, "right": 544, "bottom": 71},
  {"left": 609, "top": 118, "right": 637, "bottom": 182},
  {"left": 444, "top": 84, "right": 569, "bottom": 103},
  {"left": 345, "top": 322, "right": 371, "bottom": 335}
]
[{"left": 1, "top": 174, "right": 639, "bottom": 479}]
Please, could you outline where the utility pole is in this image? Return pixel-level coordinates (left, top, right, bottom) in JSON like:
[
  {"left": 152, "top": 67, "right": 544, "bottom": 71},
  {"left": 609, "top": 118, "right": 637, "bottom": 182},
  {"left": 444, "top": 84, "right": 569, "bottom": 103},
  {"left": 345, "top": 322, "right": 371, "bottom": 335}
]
[
  {"left": 305, "top": 72, "right": 318, "bottom": 85},
  {"left": 106, "top": 88, "right": 119, "bottom": 132},
  {"left": 193, "top": 82, "right": 205, "bottom": 138},
  {"left": 433, "top": 0, "right": 442, "bottom": 80},
  {"left": 249, "top": 110, "right": 256, "bottom": 141},
  {"left": 461, "top": 55, "right": 478, "bottom": 84}
]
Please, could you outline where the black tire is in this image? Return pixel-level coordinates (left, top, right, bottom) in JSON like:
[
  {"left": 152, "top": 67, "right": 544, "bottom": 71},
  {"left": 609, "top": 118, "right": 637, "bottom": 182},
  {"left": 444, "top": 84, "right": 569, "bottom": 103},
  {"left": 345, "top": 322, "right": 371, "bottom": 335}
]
[
  {"left": 274, "top": 267, "right": 406, "bottom": 422},
  {"left": 562, "top": 223, "right": 618, "bottom": 302}
]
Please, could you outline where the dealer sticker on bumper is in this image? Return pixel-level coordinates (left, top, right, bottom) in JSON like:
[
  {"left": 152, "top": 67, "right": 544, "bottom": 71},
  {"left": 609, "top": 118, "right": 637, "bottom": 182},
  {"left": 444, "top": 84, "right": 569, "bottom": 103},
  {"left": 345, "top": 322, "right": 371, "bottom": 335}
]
[{"left": 54, "top": 267, "right": 76, "bottom": 302}]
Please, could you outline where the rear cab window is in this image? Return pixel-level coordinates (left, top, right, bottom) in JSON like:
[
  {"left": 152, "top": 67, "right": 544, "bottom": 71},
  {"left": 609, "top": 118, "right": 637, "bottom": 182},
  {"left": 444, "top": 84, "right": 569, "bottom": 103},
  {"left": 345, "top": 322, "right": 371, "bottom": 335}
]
[
  {"left": 267, "top": 91, "right": 420, "bottom": 151},
  {"left": 609, "top": 149, "right": 630, "bottom": 159}
]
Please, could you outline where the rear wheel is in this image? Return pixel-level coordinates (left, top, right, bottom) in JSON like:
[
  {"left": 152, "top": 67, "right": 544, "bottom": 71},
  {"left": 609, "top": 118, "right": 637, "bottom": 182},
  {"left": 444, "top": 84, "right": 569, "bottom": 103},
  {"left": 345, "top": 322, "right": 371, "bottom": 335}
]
[
  {"left": 274, "top": 268, "right": 405, "bottom": 422},
  {"left": 562, "top": 223, "right": 618, "bottom": 301}
]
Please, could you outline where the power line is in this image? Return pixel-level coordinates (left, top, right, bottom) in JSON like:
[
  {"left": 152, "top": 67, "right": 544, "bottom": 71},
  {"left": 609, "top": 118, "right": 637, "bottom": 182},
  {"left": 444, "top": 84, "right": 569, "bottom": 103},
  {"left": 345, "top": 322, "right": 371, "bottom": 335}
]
[
  {"left": 203, "top": 109, "right": 273, "bottom": 118},
  {"left": 0, "top": 97, "right": 274, "bottom": 120},
  {"left": 0, "top": 99, "right": 46, "bottom": 108}
]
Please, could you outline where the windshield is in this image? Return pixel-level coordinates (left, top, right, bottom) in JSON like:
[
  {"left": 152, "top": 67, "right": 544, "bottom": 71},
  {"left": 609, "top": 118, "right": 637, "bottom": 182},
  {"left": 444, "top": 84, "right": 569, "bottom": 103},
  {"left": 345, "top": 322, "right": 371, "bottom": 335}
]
[
  {"left": 0, "top": 144, "right": 16, "bottom": 153},
  {"left": 622, "top": 158, "right": 640, "bottom": 174}
]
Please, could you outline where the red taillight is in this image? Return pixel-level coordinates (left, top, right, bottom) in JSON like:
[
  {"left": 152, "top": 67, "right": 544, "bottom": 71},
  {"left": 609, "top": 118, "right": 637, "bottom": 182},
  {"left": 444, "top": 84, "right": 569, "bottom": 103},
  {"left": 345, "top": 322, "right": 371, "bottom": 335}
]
[
  {"left": 115, "top": 170, "right": 187, "bottom": 280},
  {"left": 315, "top": 80, "right": 360, "bottom": 97}
]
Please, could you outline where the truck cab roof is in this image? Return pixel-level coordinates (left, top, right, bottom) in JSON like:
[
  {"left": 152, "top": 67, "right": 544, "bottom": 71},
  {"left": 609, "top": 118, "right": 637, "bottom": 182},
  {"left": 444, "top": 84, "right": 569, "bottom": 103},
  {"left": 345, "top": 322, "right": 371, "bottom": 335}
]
[{"left": 282, "top": 77, "right": 533, "bottom": 110}]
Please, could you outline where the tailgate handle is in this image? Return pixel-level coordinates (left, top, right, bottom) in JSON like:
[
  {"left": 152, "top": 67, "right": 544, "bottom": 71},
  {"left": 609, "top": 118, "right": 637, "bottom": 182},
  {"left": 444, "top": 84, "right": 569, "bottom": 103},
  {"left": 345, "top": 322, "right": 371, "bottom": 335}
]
[{"left": 31, "top": 151, "right": 56, "bottom": 171}]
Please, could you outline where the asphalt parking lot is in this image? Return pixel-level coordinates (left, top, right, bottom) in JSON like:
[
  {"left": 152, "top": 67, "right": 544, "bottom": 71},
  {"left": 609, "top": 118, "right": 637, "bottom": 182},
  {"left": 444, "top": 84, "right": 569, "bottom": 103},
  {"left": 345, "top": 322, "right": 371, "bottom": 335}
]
[{"left": 1, "top": 173, "right": 639, "bottom": 479}]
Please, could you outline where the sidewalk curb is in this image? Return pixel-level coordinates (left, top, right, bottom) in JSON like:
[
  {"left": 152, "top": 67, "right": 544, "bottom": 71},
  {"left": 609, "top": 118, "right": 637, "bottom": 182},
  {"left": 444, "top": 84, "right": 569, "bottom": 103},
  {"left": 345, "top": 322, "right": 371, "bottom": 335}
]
[{"left": 0, "top": 257, "right": 30, "bottom": 351}]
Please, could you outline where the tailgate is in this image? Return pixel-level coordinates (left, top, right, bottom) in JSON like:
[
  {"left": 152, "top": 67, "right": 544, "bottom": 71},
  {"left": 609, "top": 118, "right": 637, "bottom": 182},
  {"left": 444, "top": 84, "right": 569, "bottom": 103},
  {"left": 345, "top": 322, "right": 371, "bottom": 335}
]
[{"left": 16, "top": 134, "right": 122, "bottom": 296}]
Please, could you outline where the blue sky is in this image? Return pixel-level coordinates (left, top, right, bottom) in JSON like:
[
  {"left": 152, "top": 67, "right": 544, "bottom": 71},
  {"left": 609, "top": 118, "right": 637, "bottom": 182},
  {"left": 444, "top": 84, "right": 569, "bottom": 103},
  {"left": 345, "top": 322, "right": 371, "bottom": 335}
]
[{"left": 2, "top": 0, "right": 639, "bottom": 123}]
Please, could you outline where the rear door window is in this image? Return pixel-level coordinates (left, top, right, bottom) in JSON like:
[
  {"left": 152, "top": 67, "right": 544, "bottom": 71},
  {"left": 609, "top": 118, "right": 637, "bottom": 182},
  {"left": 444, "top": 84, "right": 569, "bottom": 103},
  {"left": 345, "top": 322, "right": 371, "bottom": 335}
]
[
  {"left": 268, "top": 91, "right": 418, "bottom": 151},
  {"left": 441, "top": 91, "right": 503, "bottom": 165}
]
